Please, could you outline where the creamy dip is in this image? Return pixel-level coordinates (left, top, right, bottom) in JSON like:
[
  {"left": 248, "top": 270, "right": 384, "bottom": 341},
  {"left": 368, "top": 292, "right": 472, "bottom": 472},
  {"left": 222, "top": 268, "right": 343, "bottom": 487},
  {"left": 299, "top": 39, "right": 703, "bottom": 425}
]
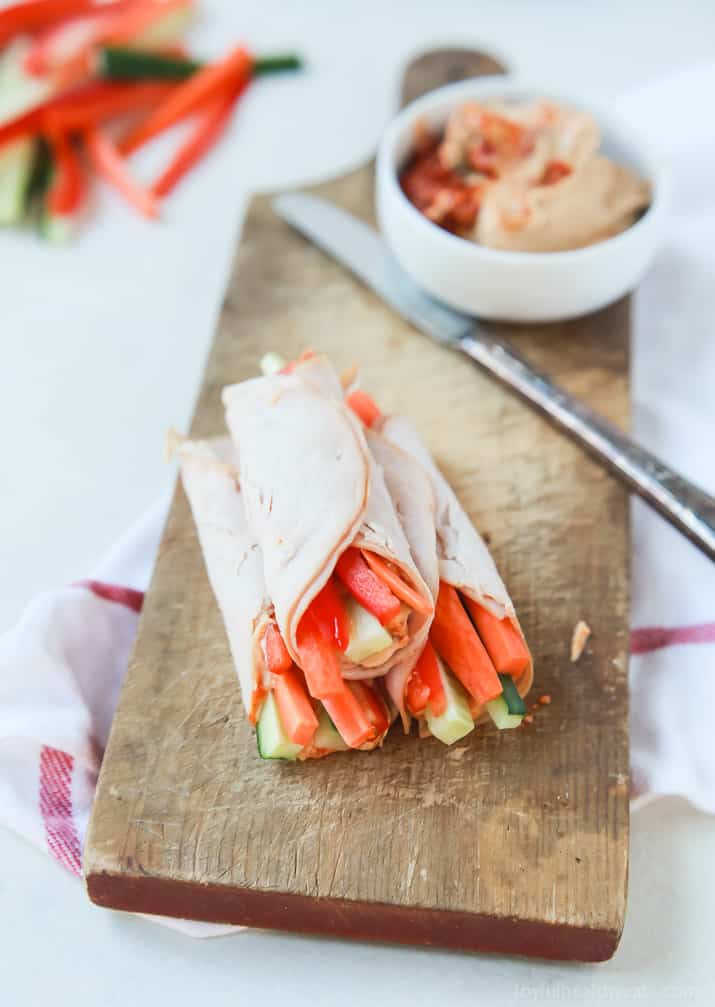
[{"left": 399, "top": 99, "right": 651, "bottom": 252}]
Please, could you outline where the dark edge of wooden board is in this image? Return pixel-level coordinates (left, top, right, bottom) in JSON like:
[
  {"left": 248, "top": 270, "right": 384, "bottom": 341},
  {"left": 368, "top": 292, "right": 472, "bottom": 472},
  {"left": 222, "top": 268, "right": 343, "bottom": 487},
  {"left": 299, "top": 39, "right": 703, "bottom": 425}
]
[{"left": 87, "top": 872, "right": 618, "bottom": 962}]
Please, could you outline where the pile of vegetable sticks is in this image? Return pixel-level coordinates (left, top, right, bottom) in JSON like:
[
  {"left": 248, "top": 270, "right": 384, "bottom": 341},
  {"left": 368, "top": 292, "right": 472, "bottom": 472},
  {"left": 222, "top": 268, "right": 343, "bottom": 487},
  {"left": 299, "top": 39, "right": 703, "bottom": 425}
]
[{"left": 0, "top": 0, "right": 301, "bottom": 238}]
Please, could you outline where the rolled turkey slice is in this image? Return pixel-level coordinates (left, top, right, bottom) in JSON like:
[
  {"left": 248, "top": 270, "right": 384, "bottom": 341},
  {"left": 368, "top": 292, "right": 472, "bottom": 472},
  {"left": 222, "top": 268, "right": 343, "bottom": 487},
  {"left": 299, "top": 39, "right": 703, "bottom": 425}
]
[
  {"left": 177, "top": 436, "right": 272, "bottom": 725},
  {"left": 379, "top": 413, "right": 534, "bottom": 721},
  {"left": 366, "top": 428, "right": 441, "bottom": 725},
  {"left": 222, "top": 371, "right": 433, "bottom": 683},
  {"left": 178, "top": 436, "right": 391, "bottom": 757}
]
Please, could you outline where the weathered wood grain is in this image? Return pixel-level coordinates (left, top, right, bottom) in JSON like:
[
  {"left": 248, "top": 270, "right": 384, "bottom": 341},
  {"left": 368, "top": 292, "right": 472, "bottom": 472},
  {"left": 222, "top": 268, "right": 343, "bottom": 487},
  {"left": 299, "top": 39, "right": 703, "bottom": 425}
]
[{"left": 84, "top": 50, "right": 630, "bottom": 961}]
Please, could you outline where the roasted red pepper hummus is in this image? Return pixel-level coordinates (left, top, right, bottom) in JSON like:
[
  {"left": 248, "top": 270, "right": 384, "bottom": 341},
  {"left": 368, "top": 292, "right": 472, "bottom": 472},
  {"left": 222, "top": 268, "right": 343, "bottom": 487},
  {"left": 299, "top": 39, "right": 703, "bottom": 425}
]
[{"left": 400, "top": 100, "right": 651, "bottom": 252}]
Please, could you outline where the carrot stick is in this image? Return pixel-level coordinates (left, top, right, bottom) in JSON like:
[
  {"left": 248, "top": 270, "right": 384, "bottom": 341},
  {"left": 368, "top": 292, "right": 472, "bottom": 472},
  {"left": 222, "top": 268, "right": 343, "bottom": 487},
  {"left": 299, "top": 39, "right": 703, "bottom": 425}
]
[
  {"left": 361, "top": 550, "right": 432, "bottom": 616},
  {"left": 462, "top": 597, "right": 530, "bottom": 677},
  {"left": 347, "top": 681, "right": 389, "bottom": 739},
  {"left": 321, "top": 682, "right": 373, "bottom": 749},
  {"left": 262, "top": 621, "right": 292, "bottom": 676},
  {"left": 0, "top": 0, "right": 97, "bottom": 48},
  {"left": 335, "top": 548, "right": 401, "bottom": 626},
  {"left": 85, "top": 127, "right": 159, "bottom": 218},
  {"left": 430, "top": 582, "right": 502, "bottom": 705},
  {"left": 346, "top": 389, "right": 382, "bottom": 428},
  {"left": 150, "top": 89, "right": 237, "bottom": 198},
  {"left": 119, "top": 44, "right": 252, "bottom": 155},
  {"left": 295, "top": 610, "right": 344, "bottom": 698},
  {"left": 304, "top": 578, "right": 350, "bottom": 653},
  {"left": 272, "top": 667, "right": 318, "bottom": 747}
]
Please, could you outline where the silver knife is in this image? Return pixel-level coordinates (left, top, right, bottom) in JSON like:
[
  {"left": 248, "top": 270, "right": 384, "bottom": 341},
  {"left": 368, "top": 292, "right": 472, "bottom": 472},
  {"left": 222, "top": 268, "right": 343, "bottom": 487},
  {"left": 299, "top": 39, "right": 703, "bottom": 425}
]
[{"left": 273, "top": 192, "right": 715, "bottom": 562}]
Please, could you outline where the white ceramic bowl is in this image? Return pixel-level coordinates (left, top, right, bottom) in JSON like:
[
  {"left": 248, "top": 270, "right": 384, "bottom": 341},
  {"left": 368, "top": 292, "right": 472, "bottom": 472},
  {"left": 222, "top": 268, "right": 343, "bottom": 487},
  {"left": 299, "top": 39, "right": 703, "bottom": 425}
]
[{"left": 376, "top": 77, "right": 669, "bottom": 323}]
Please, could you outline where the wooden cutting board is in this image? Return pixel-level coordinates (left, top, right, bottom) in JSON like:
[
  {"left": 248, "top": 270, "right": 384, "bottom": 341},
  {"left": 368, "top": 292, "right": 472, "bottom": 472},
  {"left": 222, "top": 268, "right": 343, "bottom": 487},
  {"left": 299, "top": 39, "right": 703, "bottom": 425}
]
[{"left": 84, "top": 50, "right": 630, "bottom": 962}]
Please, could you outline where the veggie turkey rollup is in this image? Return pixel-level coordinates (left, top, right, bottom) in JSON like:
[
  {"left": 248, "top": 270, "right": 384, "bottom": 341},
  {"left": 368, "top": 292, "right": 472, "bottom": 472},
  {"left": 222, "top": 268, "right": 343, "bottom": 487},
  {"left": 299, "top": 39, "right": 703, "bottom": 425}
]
[
  {"left": 344, "top": 383, "right": 534, "bottom": 741},
  {"left": 221, "top": 363, "right": 434, "bottom": 727},
  {"left": 177, "top": 436, "right": 388, "bottom": 758}
]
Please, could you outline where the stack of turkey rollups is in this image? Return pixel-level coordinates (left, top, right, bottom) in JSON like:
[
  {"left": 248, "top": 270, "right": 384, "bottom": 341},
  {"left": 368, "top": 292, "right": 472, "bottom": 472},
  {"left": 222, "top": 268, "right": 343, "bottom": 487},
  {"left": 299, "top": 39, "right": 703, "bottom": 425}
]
[{"left": 176, "top": 353, "right": 533, "bottom": 761}]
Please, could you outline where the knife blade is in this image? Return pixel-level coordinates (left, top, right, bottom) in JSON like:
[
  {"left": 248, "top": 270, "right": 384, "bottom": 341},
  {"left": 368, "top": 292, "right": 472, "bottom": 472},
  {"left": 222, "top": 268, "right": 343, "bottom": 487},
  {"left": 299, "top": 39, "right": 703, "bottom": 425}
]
[{"left": 273, "top": 192, "right": 715, "bottom": 562}]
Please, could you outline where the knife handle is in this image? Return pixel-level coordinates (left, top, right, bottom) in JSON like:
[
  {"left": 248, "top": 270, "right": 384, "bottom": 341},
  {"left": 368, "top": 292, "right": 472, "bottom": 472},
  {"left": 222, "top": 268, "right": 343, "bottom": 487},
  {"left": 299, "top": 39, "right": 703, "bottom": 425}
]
[{"left": 460, "top": 328, "right": 715, "bottom": 561}]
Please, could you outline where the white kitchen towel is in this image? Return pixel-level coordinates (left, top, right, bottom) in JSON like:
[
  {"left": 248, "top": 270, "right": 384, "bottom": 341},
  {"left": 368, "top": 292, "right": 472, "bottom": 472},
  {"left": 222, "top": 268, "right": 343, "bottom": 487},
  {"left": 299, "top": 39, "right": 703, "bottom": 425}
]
[{"left": 1, "top": 63, "right": 714, "bottom": 937}]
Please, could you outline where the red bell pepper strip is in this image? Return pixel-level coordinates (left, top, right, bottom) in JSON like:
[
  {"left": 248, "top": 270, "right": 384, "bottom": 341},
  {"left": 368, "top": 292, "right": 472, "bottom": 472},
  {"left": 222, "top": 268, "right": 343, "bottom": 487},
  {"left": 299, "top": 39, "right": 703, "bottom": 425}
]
[
  {"left": 361, "top": 550, "right": 432, "bottom": 616},
  {"left": 272, "top": 667, "right": 318, "bottom": 747},
  {"left": 46, "top": 131, "right": 84, "bottom": 214},
  {"left": 262, "top": 621, "right": 292, "bottom": 676},
  {"left": 345, "top": 389, "right": 382, "bottom": 428},
  {"left": 321, "top": 682, "right": 373, "bottom": 749},
  {"left": 85, "top": 126, "right": 159, "bottom": 218},
  {"left": 304, "top": 578, "right": 350, "bottom": 653},
  {"left": 42, "top": 80, "right": 174, "bottom": 132},
  {"left": 23, "top": 1, "right": 138, "bottom": 77},
  {"left": 430, "top": 582, "right": 502, "bottom": 705},
  {"left": 0, "top": 81, "right": 175, "bottom": 149},
  {"left": 0, "top": 0, "right": 98, "bottom": 48},
  {"left": 462, "top": 597, "right": 531, "bottom": 677},
  {"left": 334, "top": 548, "right": 401, "bottom": 627},
  {"left": 120, "top": 44, "right": 252, "bottom": 155},
  {"left": 295, "top": 610, "right": 344, "bottom": 699},
  {"left": 414, "top": 640, "right": 446, "bottom": 717},
  {"left": 150, "top": 89, "right": 237, "bottom": 198},
  {"left": 405, "top": 662, "right": 430, "bottom": 717},
  {"left": 347, "top": 681, "right": 389, "bottom": 739}
]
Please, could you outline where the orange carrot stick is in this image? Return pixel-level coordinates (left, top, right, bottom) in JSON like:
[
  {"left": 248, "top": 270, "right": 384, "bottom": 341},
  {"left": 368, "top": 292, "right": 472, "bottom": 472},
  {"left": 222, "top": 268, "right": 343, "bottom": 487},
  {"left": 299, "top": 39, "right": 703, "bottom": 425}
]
[
  {"left": 361, "top": 550, "right": 432, "bottom": 616},
  {"left": 347, "top": 681, "right": 389, "bottom": 739},
  {"left": 430, "top": 582, "right": 502, "bottom": 705},
  {"left": 462, "top": 597, "right": 530, "bottom": 677},
  {"left": 85, "top": 127, "right": 159, "bottom": 218},
  {"left": 120, "top": 44, "right": 252, "bottom": 155},
  {"left": 0, "top": 0, "right": 96, "bottom": 48},
  {"left": 346, "top": 389, "right": 382, "bottom": 428},
  {"left": 272, "top": 667, "right": 318, "bottom": 747},
  {"left": 295, "top": 610, "right": 344, "bottom": 698},
  {"left": 321, "top": 683, "right": 373, "bottom": 749},
  {"left": 150, "top": 89, "right": 238, "bottom": 198}
]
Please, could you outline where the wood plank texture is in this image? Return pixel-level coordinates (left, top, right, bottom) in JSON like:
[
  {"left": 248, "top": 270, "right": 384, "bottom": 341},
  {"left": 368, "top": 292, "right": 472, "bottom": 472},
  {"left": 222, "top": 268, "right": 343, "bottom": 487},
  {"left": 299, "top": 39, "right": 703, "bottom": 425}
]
[{"left": 84, "top": 50, "right": 630, "bottom": 961}]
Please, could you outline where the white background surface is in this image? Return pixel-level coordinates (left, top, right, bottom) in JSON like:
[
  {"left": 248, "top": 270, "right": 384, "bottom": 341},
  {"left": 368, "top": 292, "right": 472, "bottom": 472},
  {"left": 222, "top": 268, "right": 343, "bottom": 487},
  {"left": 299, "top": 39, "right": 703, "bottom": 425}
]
[{"left": 2, "top": 1, "right": 714, "bottom": 1004}]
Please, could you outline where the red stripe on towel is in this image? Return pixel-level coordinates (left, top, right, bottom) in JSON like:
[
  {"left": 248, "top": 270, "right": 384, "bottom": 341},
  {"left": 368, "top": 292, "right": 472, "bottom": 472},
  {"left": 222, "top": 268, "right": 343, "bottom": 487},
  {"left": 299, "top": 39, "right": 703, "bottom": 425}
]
[
  {"left": 631, "top": 622, "right": 715, "bottom": 655},
  {"left": 75, "top": 579, "right": 144, "bottom": 613},
  {"left": 39, "top": 746, "right": 82, "bottom": 877}
]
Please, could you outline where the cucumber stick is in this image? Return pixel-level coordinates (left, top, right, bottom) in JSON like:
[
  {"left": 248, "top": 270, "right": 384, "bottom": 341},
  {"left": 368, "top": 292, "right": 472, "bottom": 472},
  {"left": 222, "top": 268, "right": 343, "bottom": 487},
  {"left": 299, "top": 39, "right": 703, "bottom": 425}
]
[
  {"left": 0, "top": 138, "right": 34, "bottom": 225},
  {"left": 486, "top": 673, "right": 526, "bottom": 729},
  {"left": 425, "top": 659, "right": 474, "bottom": 745},
  {"left": 344, "top": 594, "right": 392, "bottom": 664},
  {"left": 256, "top": 692, "right": 302, "bottom": 760},
  {"left": 486, "top": 695, "right": 524, "bottom": 729},
  {"left": 259, "top": 351, "right": 286, "bottom": 376},
  {"left": 499, "top": 673, "right": 526, "bottom": 715},
  {"left": 313, "top": 706, "right": 348, "bottom": 752}
]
